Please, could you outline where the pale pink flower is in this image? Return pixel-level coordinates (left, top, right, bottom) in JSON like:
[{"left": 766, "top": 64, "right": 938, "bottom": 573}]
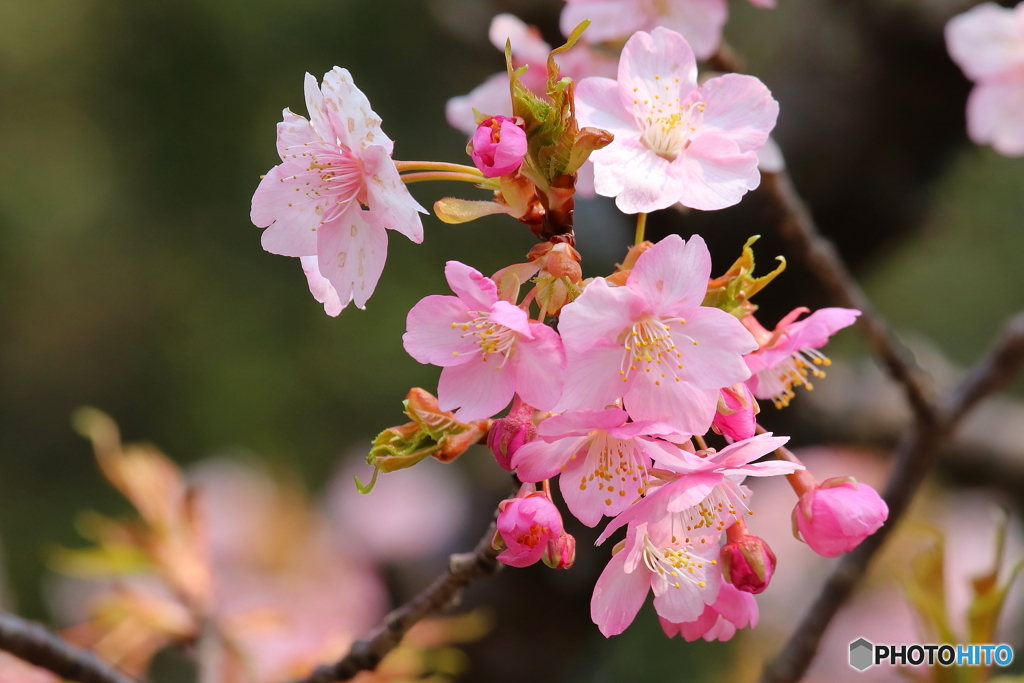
[
  {"left": 792, "top": 477, "right": 888, "bottom": 558},
  {"left": 711, "top": 383, "right": 759, "bottom": 441},
  {"left": 946, "top": 2, "right": 1024, "bottom": 156},
  {"left": 471, "top": 116, "right": 528, "bottom": 177},
  {"left": 403, "top": 261, "right": 566, "bottom": 421},
  {"left": 575, "top": 28, "right": 778, "bottom": 213},
  {"left": 446, "top": 14, "right": 618, "bottom": 136},
  {"left": 511, "top": 408, "right": 685, "bottom": 527},
  {"left": 659, "top": 582, "right": 758, "bottom": 642},
  {"left": 251, "top": 68, "right": 426, "bottom": 313},
  {"left": 557, "top": 234, "right": 757, "bottom": 434},
  {"left": 591, "top": 522, "right": 721, "bottom": 637},
  {"left": 495, "top": 489, "right": 575, "bottom": 568},
  {"left": 596, "top": 432, "right": 798, "bottom": 547},
  {"left": 743, "top": 307, "right": 860, "bottom": 408}
]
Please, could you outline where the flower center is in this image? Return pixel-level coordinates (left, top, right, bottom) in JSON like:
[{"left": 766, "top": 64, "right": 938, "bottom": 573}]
[
  {"left": 639, "top": 101, "right": 706, "bottom": 161},
  {"left": 619, "top": 317, "right": 696, "bottom": 385},
  {"left": 450, "top": 312, "right": 518, "bottom": 365},
  {"left": 573, "top": 433, "right": 649, "bottom": 506},
  {"left": 517, "top": 524, "right": 546, "bottom": 548},
  {"left": 664, "top": 480, "right": 752, "bottom": 546},
  {"left": 305, "top": 143, "right": 365, "bottom": 223},
  {"left": 641, "top": 534, "right": 712, "bottom": 590},
  {"left": 757, "top": 347, "right": 831, "bottom": 409}
]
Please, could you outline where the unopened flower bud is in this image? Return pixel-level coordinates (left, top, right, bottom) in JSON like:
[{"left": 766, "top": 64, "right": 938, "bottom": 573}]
[
  {"left": 711, "top": 383, "right": 759, "bottom": 441},
  {"left": 543, "top": 529, "right": 576, "bottom": 570},
  {"left": 792, "top": 477, "right": 888, "bottom": 558},
  {"left": 471, "top": 116, "right": 527, "bottom": 177},
  {"left": 721, "top": 522, "right": 776, "bottom": 594},
  {"left": 487, "top": 396, "right": 536, "bottom": 471},
  {"left": 494, "top": 488, "right": 567, "bottom": 568}
]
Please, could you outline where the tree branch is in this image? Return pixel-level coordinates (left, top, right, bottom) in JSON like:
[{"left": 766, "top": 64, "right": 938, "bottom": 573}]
[
  {"left": 0, "top": 611, "right": 137, "bottom": 683},
  {"left": 292, "top": 518, "right": 503, "bottom": 683}
]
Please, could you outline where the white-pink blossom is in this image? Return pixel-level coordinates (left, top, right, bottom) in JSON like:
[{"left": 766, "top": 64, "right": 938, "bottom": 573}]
[
  {"left": 403, "top": 262, "right": 566, "bottom": 421},
  {"left": 575, "top": 28, "right": 778, "bottom": 213},
  {"left": 557, "top": 234, "right": 757, "bottom": 434},
  {"left": 946, "top": 2, "right": 1024, "bottom": 156},
  {"left": 251, "top": 68, "right": 426, "bottom": 314}
]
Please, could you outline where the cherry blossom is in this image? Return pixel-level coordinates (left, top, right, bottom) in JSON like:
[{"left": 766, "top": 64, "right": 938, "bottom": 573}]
[
  {"left": 575, "top": 27, "right": 778, "bottom": 213},
  {"left": 495, "top": 489, "right": 574, "bottom": 568},
  {"left": 403, "top": 261, "right": 566, "bottom": 421},
  {"left": 251, "top": 68, "right": 426, "bottom": 313},
  {"left": 659, "top": 582, "right": 759, "bottom": 642},
  {"left": 471, "top": 116, "right": 527, "bottom": 177},
  {"left": 512, "top": 408, "right": 685, "bottom": 527},
  {"left": 711, "top": 383, "right": 759, "bottom": 441},
  {"left": 743, "top": 307, "right": 860, "bottom": 409},
  {"left": 792, "top": 477, "right": 888, "bottom": 558},
  {"left": 591, "top": 522, "right": 721, "bottom": 637},
  {"left": 946, "top": 2, "right": 1024, "bottom": 156},
  {"left": 557, "top": 234, "right": 757, "bottom": 434},
  {"left": 720, "top": 520, "right": 776, "bottom": 594}
]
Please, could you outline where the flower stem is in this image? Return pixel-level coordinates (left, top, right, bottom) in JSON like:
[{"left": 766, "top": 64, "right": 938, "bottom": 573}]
[
  {"left": 542, "top": 479, "right": 553, "bottom": 501},
  {"left": 400, "top": 171, "right": 498, "bottom": 187},
  {"left": 634, "top": 212, "right": 648, "bottom": 246},
  {"left": 395, "top": 160, "right": 484, "bottom": 176}
]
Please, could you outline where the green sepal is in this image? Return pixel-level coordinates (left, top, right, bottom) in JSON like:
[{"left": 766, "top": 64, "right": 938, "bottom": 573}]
[{"left": 703, "top": 235, "right": 786, "bottom": 317}]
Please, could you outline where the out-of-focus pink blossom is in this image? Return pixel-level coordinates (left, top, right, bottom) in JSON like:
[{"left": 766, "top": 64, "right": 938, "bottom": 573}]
[
  {"left": 557, "top": 234, "right": 757, "bottom": 434},
  {"left": 0, "top": 654, "right": 60, "bottom": 683},
  {"left": 487, "top": 395, "right": 537, "bottom": 471},
  {"left": 720, "top": 521, "right": 776, "bottom": 594},
  {"left": 792, "top": 476, "right": 888, "bottom": 558},
  {"left": 471, "top": 116, "right": 527, "bottom": 177},
  {"left": 744, "top": 307, "right": 860, "bottom": 409},
  {"left": 591, "top": 522, "right": 721, "bottom": 637},
  {"left": 660, "top": 582, "right": 759, "bottom": 642},
  {"left": 711, "top": 383, "right": 759, "bottom": 441},
  {"left": 446, "top": 14, "right": 617, "bottom": 136},
  {"left": 575, "top": 28, "right": 778, "bottom": 213},
  {"left": 946, "top": 2, "right": 1024, "bottom": 156},
  {"left": 511, "top": 408, "right": 684, "bottom": 527},
  {"left": 403, "top": 261, "right": 566, "bottom": 421},
  {"left": 251, "top": 68, "right": 426, "bottom": 313},
  {"left": 495, "top": 488, "right": 574, "bottom": 568},
  {"left": 561, "top": 0, "right": 775, "bottom": 61}
]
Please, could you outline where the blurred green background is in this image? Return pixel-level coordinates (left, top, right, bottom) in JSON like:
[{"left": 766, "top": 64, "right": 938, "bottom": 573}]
[{"left": 1, "top": 0, "right": 1023, "bottom": 680}]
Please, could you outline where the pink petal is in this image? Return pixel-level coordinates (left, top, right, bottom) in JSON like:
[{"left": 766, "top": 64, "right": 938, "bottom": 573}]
[
  {"left": 252, "top": 163, "right": 323, "bottom": 256},
  {"left": 446, "top": 73, "right": 512, "bottom": 136},
  {"left": 512, "top": 436, "right": 589, "bottom": 482},
  {"left": 624, "top": 368, "right": 720, "bottom": 435},
  {"left": 560, "top": 1, "right": 649, "bottom": 45},
  {"left": 489, "top": 13, "right": 551, "bottom": 65},
  {"left": 713, "top": 582, "right": 759, "bottom": 630},
  {"left": 673, "top": 307, "right": 757, "bottom": 388},
  {"left": 591, "top": 549, "right": 652, "bottom": 637},
  {"left": 628, "top": 234, "right": 711, "bottom": 317},
  {"left": 945, "top": 3, "right": 1024, "bottom": 82},
  {"left": 559, "top": 278, "right": 645, "bottom": 352},
  {"left": 594, "top": 473, "right": 719, "bottom": 546},
  {"left": 438, "top": 352, "right": 517, "bottom": 421},
  {"left": 512, "top": 322, "right": 566, "bottom": 411},
  {"left": 319, "top": 67, "right": 394, "bottom": 153},
  {"left": 693, "top": 73, "right": 779, "bottom": 154},
  {"left": 300, "top": 255, "right": 343, "bottom": 316},
  {"left": 712, "top": 432, "right": 788, "bottom": 468},
  {"left": 591, "top": 136, "right": 682, "bottom": 213},
  {"left": 303, "top": 72, "right": 333, "bottom": 143},
  {"left": 619, "top": 28, "right": 699, "bottom": 117},
  {"left": 560, "top": 443, "right": 645, "bottom": 527},
  {"left": 967, "top": 80, "right": 1024, "bottom": 156},
  {"left": 276, "top": 109, "right": 315, "bottom": 159},
  {"left": 555, "top": 342, "right": 629, "bottom": 413},
  {"left": 724, "top": 460, "right": 802, "bottom": 477},
  {"left": 316, "top": 207, "right": 388, "bottom": 310},
  {"left": 575, "top": 77, "right": 641, "bottom": 139},
  {"left": 660, "top": 0, "right": 729, "bottom": 61},
  {"left": 362, "top": 145, "right": 426, "bottom": 243},
  {"left": 490, "top": 301, "right": 534, "bottom": 338},
  {"left": 444, "top": 261, "right": 499, "bottom": 310},
  {"left": 537, "top": 408, "right": 630, "bottom": 438},
  {"left": 403, "top": 295, "right": 478, "bottom": 367},
  {"left": 675, "top": 608, "right": 718, "bottom": 641},
  {"left": 671, "top": 135, "right": 761, "bottom": 210},
  {"left": 652, "top": 576, "right": 715, "bottom": 625}
]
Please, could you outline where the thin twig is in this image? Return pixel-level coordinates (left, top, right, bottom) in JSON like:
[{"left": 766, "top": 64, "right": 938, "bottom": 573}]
[
  {"left": 0, "top": 611, "right": 137, "bottom": 683},
  {"left": 292, "top": 518, "right": 503, "bottom": 683}
]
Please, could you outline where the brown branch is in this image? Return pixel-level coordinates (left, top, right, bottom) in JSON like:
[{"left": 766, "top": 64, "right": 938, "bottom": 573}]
[
  {"left": 292, "top": 518, "right": 503, "bottom": 683},
  {"left": 0, "top": 611, "right": 137, "bottom": 683},
  {"left": 760, "top": 311, "right": 1024, "bottom": 683}
]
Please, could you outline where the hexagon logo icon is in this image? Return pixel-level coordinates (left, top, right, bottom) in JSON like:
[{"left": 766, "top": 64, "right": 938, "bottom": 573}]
[{"left": 849, "top": 638, "right": 874, "bottom": 671}]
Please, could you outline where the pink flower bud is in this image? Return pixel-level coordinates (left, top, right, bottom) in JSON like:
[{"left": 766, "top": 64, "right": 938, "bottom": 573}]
[
  {"left": 494, "top": 492, "right": 566, "bottom": 568},
  {"left": 543, "top": 529, "right": 576, "bottom": 570},
  {"left": 471, "top": 116, "right": 527, "bottom": 177},
  {"left": 711, "top": 383, "right": 759, "bottom": 441},
  {"left": 721, "top": 523, "right": 776, "bottom": 594},
  {"left": 792, "top": 477, "right": 888, "bottom": 558},
  {"left": 486, "top": 396, "right": 536, "bottom": 471}
]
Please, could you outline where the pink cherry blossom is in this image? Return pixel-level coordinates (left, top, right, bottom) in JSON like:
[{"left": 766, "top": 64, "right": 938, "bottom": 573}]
[
  {"left": 743, "top": 307, "right": 860, "bottom": 408},
  {"left": 471, "top": 116, "right": 528, "bottom": 177},
  {"left": 946, "top": 2, "right": 1024, "bottom": 156},
  {"left": 511, "top": 408, "right": 685, "bottom": 527},
  {"left": 711, "top": 383, "right": 759, "bottom": 441},
  {"left": 403, "top": 261, "right": 566, "bottom": 421},
  {"left": 557, "top": 234, "right": 757, "bottom": 434},
  {"left": 591, "top": 522, "right": 721, "bottom": 637},
  {"left": 495, "top": 488, "right": 574, "bottom": 568},
  {"left": 596, "top": 432, "right": 799, "bottom": 547},
  {"left": 561, "top": 0, "right": 776, "bottom": 62},
  {"left": 659, "top": 582, "right": 758, "bottom": 642},
  {"left": 251, "top": 68, "right": 426, "bottom": 313},
  {"left": 575, "top": 28, "right": 779, "bottom": 213},
  {"left": 446, "top": 14, "right": 618, "bottom": 136},
  {"left": 792, "top": 477, "right": 888, "bottom": 558}
]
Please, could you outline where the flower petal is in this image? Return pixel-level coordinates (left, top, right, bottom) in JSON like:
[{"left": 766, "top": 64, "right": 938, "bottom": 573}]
[
  {"left": 252, "top": 163, "right": 324, "bottom": 255},
  {"left": 513, "top": 436, "right": 588, "bottom": 482},
  {"left": 555, "top": 342, "right": 629, "bottom": 413},
  {"left": 403, "top": 295, "right": 477, "bottom": 367},
  {"left": 316, "top": 207, "right": 388, "bottom": 310},
  {"left": 591, "top": 549, "right": 651, "bottom": 637},
  {"left": 537, "top": 408, "right": 630, "bottom": 438},
  {"left": 619, "top": 28, "right": 699, "bottom": 117},
  {"left": 624, "top": 368, "right": 719, "bottom": 435},
  {"left": 438, "top": 352, "right": 517, "bottom": 421},
  {"left": 300, "top": 255, "right": 343, "bottom": 317},
  {"left": 362, "top": 144, "right": 426, "bottom": 243},
  {"left": 660, "top": 0, "right": 729, "bottom": 60},
  {"left": 671, "top": 135, "right": 761, "bottom": 210},
  {"left": 693, "top": 73, "right": 778, "bottom": 154},
  {"left": 674, "top": 307, "right": 757, "bottom": 387},
  {"left": 319, "top": 67, "right": 394, "bottom": 153},
  {"left": 559, "top": 277, "right": 644, "bottom": 352},
  {"left": 967, "top": 81, "right": 1024, "bottom": 156},
  {"left": 560, "top": 0, "right": 649, "bottom": 45},
  {"left": 512, "top": 322, "right": 566, "bottom": 411},
  {"left": 443, "top": 261, "right": 499, "bottom": 310},
  {"left": 576, "top": 76, "right": 641, "bottom": 139},
  {"left": 945, "top": 2, "right": 1024, "bottom": 82},
  {"left": 628, "top": 234, "right": 711, "bottom": 317},
  {"left": 591, "top": 135, "right": 681, "bottom": 213}
]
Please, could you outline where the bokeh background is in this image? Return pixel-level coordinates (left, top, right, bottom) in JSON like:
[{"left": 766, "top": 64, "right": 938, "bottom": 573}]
[{"left": 2, "top": 0, "right": 1024, "bottom": 680}]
